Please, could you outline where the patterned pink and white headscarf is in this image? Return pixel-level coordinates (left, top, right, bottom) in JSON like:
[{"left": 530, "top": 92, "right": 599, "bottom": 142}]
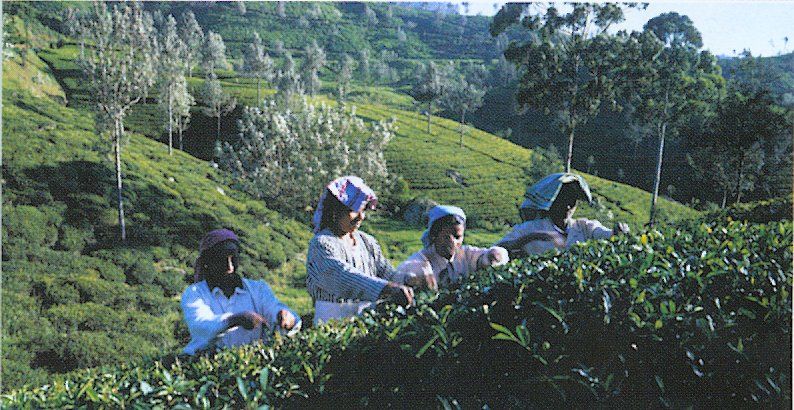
[{"left": 312, "top": 176, "right": 378, "bottom": 233}]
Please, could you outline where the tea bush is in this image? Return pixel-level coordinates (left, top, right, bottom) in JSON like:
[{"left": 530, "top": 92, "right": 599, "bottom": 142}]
[
  {"left": 4, "top": 219, "right": 790, "bottom": 408},
  {"left": 707, "top": 196, "right": 792, "bottom": 224}
]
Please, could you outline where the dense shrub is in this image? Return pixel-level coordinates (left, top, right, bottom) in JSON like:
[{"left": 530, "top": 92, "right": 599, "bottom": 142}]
[
  {"left": 706, "top": 196, "right": 792, "bottom": 224},
  {"left": 4, "top": 219, "right": 790, "bottom": 407}
]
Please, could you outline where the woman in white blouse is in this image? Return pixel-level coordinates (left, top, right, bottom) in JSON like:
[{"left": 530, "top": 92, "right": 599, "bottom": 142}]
[
  {"left": 306, "top": 176, "right": 413, "bottom": 324},
  {"left": 496, "top": 173, "right": 630, "bottom": 258},
  {"left": 394, "top": 205, "right": 509, "bottom": 291},
  {"left": 181, "top": 229, "right": 300, "bottom": 355}
]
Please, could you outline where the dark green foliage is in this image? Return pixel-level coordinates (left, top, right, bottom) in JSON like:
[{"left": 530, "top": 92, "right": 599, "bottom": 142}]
[
  {"left": 706, "top": 197, "right": 793, "bottom": 224},
  {"left": 5, "top": 219, "right": 790, "bottom": 407}
]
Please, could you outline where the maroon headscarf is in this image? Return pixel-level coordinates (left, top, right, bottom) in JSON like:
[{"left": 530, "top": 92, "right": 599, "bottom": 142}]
[{"left": 194, "top": 229, "right": 240, "bottom": 283}]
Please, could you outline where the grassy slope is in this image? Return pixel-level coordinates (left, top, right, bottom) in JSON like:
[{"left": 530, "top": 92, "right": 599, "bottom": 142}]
[
  {"left": 350, "top": 102, "right": 700, "bottom": 229},
  {"left": 7, "top": 37, "right": 698, "bottom": 391},
  {"left": 1, "top": 50, "right": 312, "bottom": 390},
  {"left": 38, "top": 43, "right": 697, "bottom": 230}
]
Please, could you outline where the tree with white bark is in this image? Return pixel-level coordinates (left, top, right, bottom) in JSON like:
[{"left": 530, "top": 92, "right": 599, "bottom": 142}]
[
  {"left": 441, "top": 72, "right": 486, "bottom": 147},
  {"left": 75, "top": 1, "right": 158, "bottom": 241},
  {"left": 275, "top": 52, "right": 303, "bottom": 106},
  {"left": 243, "top": 32, "right": 275, "bottom": 103},
  {"left": 201, "top": 73, "right": 237, "bottom": 142},
  {"left": 216, "top": 97, "right": 396, "bottom": 218},
  {"left": 202, "top": 31, "right": 228, "bottom": 75},
  {"left": 302, "top": 40, "right": 326, "bottom": 96},
  {"left": 173, "top": 74, "right": 195, "bottom": 151},
  {"left": 337, "top": 53, "right": 355, "bottom": 101},
  {"left": 179, "top": 10, "right": 203, "bottom": 78},
  {"left": 157, "top": 14, "right": 187, "bottom": 156},
  {"left": 623, "top": 13, "right": 723, "bottom": 226},
  {"left": 491, "top": 3, "right": 642, "bottom": 173},
  {"left": 411, "top": 61, "right": 450, "bottom": 134}
]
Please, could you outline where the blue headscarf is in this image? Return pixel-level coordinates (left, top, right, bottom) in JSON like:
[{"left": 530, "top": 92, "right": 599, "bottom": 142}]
[
  {"left": 520, "top": 173, "right": 592, "bottom": 220},
  {"left": 421, "top": 205, "right": 466, "bottom": 248}
]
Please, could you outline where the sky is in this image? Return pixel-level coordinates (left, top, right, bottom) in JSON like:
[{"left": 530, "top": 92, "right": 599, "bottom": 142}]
[{"left": 455, "top": 1, "right": 794, "bottom": 57}]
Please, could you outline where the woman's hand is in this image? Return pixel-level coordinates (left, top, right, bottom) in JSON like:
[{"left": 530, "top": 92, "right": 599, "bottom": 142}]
[
  {"left": 380, "top": 282, "right": 415, "bottom": 306},
  {"left": 613, "top": 222, "right": 630, "bottom": 235},
  {"left": 228, "top": 311, "right": 266, "bottom": 330},
  {"left": 277, "top": 309, "right": 297, "bottom": 330},
  {"left": 405, "top": 271, "right": 438, "bottom": 292},
  {"left": 483, "top": 247, "right": 509, "bottom": 267}
]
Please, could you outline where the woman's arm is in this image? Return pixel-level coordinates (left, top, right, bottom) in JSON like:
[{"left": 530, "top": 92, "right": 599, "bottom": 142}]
[
  {"left": 181, "top": 285, "right": 233, "bottom": 353},
  {"left": 250, "top": 280, "right": 301, "bottom": 331},
  {"left": 307, "top": 236, "right": 389, "bottom": 302}
]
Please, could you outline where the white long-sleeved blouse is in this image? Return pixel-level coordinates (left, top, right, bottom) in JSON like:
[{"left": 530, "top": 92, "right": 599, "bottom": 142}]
[{"left": 180, "top": 278, "right": 299, "bottom": 355}]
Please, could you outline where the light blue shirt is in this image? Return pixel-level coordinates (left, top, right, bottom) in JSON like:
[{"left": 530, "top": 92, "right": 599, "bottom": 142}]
[{"left": 180, "top": 278, "right": 300, "bottom": 355}]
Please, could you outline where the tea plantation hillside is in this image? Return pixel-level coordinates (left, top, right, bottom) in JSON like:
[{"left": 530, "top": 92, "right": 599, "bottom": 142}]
[
  {"left": 37, "top": 42, "right": 698, "bottom": 231},
  {"left": 352, "top": 103, "right": 699, "bottom": 228},
  {"left": 1, "top": 50, "right": 314, "bottom": 390},
  {"left": 4, "top": 214, "right": 790, "bottom": 407},
  {"left": 12, "top": 1, "right": 521, "bottom": 63}
]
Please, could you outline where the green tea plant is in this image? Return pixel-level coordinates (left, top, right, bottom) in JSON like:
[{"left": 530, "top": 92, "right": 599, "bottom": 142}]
[{"left": 5, "top": 218, "right": 789, "bottom": 407}]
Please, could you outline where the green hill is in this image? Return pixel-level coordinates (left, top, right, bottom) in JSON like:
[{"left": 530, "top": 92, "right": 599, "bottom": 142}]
[
  {"left": 4, "top": 6, "right": 701, "bottom": 394},
  {"left": 2, "top": 49, "right": 312, "bottom": 390}
]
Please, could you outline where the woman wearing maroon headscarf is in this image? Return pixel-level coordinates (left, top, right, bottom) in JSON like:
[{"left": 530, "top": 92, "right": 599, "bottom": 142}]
[{"left": 181, "top": 228, "right": 300, "bottom": 355}]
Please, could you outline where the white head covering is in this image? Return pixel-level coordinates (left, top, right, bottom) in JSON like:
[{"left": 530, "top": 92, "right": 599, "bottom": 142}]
[{"left": 421, "top": 205, "right": 466, "bottom": 248}]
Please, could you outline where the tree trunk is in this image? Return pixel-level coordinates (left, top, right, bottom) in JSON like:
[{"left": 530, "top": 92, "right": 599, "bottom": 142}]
[
  {"left": 168, "top": 86, "right": 173, "bottom": 155},
  {"left": 114, "top": 119, "right": 127, "bottom": 241},
  {"left": 565, "top": 124, "right": 576, "bottom": 173},
  {"left": 256, "top": 77, "right": 261, "bottom": 104},
  {"left": 427, "top": 102, "right": 432, "bottom": 134},
  {"left": 721, "top": 189, "right": 727, "bottom": 209},
  {"left": 217, "top": 114, "right": 221, "bottom": 141},
  {"left": 734, "top": 154, "right": 745, "bottom": 204},
  {"left": 648, "top": 121, "right": 666, "bottom": 228},
  {"left": 459, "top": 108, "right": 466, "bottom": 148},
  {"left": 178, "top": 115, "right": 184, "bottom": 151}
]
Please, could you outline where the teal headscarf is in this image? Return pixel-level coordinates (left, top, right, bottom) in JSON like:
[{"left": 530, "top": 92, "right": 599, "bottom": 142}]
[{"left": 519, "top": 173, "right": 592, "bottom": 221}]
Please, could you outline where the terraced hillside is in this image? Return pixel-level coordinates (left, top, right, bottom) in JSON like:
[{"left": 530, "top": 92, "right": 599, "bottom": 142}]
[
  {"left": 2, "top": 50, "right": 313, "bottom": 390},
  {"left": 37, "top": 42, "right": 698, "bottom": 231},
  {"left": 353, "top": 103, "right": 700, "bottom": 228}
]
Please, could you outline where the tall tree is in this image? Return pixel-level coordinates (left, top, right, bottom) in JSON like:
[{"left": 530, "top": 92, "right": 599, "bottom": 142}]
[
  {"left": 491, "top": 3, "right": 639, "bottom": 172},
  {"left": 338, "top": 53, "right": 355, "bottom": 101},
  {"left": 411, "top": 61, "right": 449, "bottom": 134},
  {"left": 243, "top": 32, "right": 274, "bottom": 103},
  {"left": 275, "top": 52, "right": 303, "bottom": 105},
  {"left": 179, "top": 10, "right": 203, "bottom": 78},
  {"left": 201, "top": 73, "right": 237, "bottom": 142},
  {"left": 358, "top": 49, "right": 371, "bottom": 84},
  {"left": 441, "top": 73, "right": 486, "bottom": 147},
  {"left": 623, "top": 13, "right": 723, "bottom": 225},
  {"left": 364, "top": 4, "right": 378, "bottom": 27},
  {"left": 302, "top": 40, "right": 326, "bottom": 96},
  {"left": 75, "top": 1, "right": 158, "bottom": 241},
  {"left": 202, "top": 31, "right": 227, "bottom": 75},
  {"left": 689, "top": 88, "right": 788, "bottom": 206},
  {"left": 173, "top": 74, "right": 195, "bottom": 151},
  {"left": 157, "top": 14, "right": 187, "bottom": 156}
]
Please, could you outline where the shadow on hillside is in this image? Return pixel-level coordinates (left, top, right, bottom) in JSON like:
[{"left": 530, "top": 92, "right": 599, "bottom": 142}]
[{"left": 15, "top": 160, "right": 225, "bottom": 252}]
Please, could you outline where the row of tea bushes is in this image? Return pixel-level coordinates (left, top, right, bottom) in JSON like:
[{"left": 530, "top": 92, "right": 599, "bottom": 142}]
[{"left": 4, "top": 218, "right": 790, "bottom": 408}]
